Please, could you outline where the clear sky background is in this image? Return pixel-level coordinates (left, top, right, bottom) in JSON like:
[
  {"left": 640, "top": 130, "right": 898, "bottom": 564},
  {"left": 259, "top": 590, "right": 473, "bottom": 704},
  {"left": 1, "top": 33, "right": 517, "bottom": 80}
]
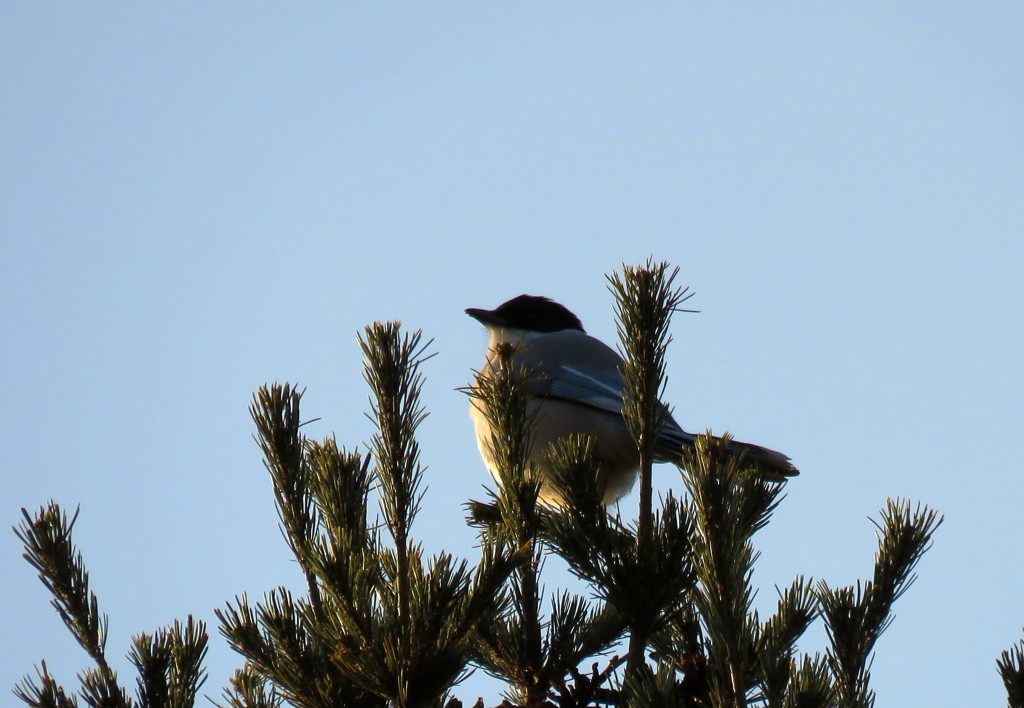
[{"left": 2, "top": 4, "right": 1022, "bottom": 706}]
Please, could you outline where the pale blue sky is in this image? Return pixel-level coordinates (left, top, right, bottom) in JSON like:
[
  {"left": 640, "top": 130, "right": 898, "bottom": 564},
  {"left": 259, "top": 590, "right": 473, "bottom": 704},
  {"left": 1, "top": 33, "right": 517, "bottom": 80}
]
[{"left": 2, "top": 4, "right": 1022, "bottom": 705}]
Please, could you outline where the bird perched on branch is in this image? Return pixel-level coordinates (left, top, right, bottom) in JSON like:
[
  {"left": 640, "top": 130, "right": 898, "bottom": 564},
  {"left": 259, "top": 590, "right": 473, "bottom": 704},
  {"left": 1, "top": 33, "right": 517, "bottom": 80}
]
[{"left": 467, "top": 294, "right": 797, "bottom": 505}]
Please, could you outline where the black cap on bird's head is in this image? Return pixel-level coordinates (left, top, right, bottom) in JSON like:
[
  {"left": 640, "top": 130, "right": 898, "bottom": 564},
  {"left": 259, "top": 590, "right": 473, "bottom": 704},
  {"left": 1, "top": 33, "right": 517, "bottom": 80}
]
[{"left": 466, "top": 294, "right": 585, "bottom": 333}]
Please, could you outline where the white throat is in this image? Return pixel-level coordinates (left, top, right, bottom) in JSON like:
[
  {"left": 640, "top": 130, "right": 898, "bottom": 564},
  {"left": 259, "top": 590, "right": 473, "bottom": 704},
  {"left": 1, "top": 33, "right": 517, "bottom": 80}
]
[{"left": 486, "top": 326, "right": 547, "bottom": 348}]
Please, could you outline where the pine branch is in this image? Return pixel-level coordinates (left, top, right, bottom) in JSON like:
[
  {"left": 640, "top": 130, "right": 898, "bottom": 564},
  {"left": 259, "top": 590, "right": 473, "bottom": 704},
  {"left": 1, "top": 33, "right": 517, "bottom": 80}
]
[
  {"left": 998, "top": 633, "right": 1024, "bottom": 708},
  {"left": 14, "top": 503, "right": 130, "bottom": 707},
  {"left": 608, "top": 259, "right": 694, "bottom": 683},
  {"left": 755, "top": 577, "right": 819, "bottom": 705},
  {"left": 304, "top": 438, "right": 373, "bottom": 558},
  {"left": 235, "top": 348, "right": 517, "bottom": 707},
  {"left": 466, "top": 340, "right": 558, "bottom": 704},
  {"left": 79, "top": 668, "right": 132, "bottom": 707},
  {"left": 250, "top": 384, "right": 325, "bottom": 617},
  {"left": 15, "top": 504, "right": 212, "bottom": 707},
  {"left": 217, "top": 665, "right": 283, "bottom": 708},
  {"left": 683, "top": 434, "right": 787, "bottom": 707},
  {"left": 231, "top": 323, "right": 518, "bottom": 708},
  {"left": 556, "top": 654, "right": 627, "bottom": 708},
  {"left": 782, "top": 656, "right": 835, "bottom": 708},
  {"left": 607, "top": 259, "right": 693, "bottom": 545},
  {"left": 13, "top": 661, "right": 79, "bottom": 708},
  {"left": 129, "top": 617, "right": 208, "bottom": 708},
  {"left": 464, "top": 339, "right": 544, "bottom": 537},
  {"left": 218, "top": 589, "right": 373, "bottom": 708},
  {"left": 360, "top": 322, "right": 433, "bottom": 632},
  {"left": 621, "top": 661, "right": 690, "bottom": 708},
  {"left": 165, "top": 617, "right": 209, "bottom": 706},
  {"left": 543, "top": 436, "right": 691, "bottom": 695},
  {"left": 467, "top": 337, "right": 629, "bottom": 705},
  {"left": 818, "top": 500, "right": 942, "bottom": 708},
  {"left": 305, "top": 440, "right": 381, "bottom": 646}
]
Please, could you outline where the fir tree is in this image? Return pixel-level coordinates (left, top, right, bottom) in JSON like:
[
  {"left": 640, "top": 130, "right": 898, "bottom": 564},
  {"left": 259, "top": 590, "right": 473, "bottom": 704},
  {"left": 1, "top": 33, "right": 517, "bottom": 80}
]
[{"left": 15, "top": 259, "right": 992, "bottom": 708}]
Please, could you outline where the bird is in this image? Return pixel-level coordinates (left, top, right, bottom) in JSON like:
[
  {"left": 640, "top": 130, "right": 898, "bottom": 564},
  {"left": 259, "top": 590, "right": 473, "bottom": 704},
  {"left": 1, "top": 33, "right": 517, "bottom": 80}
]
[{"left": 466, "top": 294, "right": 797, "bottom": 505}]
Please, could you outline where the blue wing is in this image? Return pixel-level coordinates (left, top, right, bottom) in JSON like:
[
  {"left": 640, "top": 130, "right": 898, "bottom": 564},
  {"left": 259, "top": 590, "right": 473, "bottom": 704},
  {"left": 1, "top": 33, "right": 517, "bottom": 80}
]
[
  {"left": 508, "top": 331, "right": 797, "bottom": 477},
  {"left": 527, "top": 358, "right": 697, "bottom": 458},
  {"left": 542, "top": 363, "right": 625, "bottom": 416}
]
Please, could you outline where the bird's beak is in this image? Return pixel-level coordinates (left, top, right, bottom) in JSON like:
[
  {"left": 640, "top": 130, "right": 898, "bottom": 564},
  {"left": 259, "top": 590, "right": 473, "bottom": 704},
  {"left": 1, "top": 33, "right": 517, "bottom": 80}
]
[{"left": 465, "top": 307, "right": 504, "bottom": 327}]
